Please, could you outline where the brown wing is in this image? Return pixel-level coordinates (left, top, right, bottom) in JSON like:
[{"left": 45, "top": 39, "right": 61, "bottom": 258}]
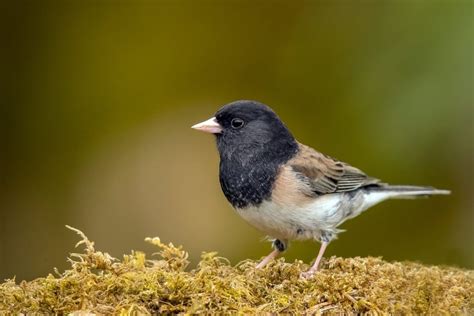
[{"left": 288, "top": 143, "right": 380, "bottom": 195}]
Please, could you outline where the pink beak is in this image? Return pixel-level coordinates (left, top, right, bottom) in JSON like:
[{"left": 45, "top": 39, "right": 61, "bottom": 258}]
[{"left": 191, "top": 117, "right": 223, "bottom": 134}]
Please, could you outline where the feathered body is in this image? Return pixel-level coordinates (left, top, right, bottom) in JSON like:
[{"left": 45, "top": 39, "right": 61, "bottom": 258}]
[{"left": 193, "top": 100, "right": 450, "bottom": 275}]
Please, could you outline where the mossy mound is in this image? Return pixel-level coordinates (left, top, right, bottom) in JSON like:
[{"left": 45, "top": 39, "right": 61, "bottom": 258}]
[{"left": 1, "top": 226, "right": 473, "bottom": 314}]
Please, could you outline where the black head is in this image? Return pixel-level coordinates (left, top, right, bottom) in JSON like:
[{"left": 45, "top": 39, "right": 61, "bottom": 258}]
[{"left": 213, "top": 100, "right": 297, "bottom": 162}]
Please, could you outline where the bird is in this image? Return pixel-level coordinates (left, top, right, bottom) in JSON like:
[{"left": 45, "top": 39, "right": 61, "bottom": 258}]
[{"left": 191, "top": 100, "right": 450, "bottom": 278}]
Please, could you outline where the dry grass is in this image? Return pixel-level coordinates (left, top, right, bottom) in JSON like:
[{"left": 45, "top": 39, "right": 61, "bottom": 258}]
[{"left": 1, "top": 226, "right": 472, "bottom": 314}]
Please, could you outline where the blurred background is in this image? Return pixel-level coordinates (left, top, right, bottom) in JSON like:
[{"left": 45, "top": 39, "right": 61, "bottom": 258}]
[{"left": 2, "top": 1, "right": 473, "bottom": 281}]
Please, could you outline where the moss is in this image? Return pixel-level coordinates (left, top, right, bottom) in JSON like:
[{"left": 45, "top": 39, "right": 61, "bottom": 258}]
[{"left": 1, "top": 226, "right": 473, "bottom": 314}]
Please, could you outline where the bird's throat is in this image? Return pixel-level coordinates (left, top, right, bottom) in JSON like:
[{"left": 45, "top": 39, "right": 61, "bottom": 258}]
[{"left": 218, "top": 140, "right": 299, "bottom": 209}]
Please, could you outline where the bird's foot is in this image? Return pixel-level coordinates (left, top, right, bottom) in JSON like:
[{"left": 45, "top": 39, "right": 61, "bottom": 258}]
[
  {"left": 300, "top": 269, "right": 317, "bottom": 279},
  {"left": 255, "top": 260, "right": 268, "bottom": 269}
]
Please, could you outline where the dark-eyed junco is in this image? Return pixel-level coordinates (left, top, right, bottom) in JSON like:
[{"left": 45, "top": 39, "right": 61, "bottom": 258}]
[{"left": 192, "top": 100, "right": 450, "bottom": 278}]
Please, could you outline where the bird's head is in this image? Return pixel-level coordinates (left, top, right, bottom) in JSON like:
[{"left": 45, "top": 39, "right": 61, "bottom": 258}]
[{"left": 192, "top": 100, "right": 297, "bottom": 162}]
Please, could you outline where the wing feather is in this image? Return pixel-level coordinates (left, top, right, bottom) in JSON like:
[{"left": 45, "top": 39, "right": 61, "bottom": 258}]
[{"left": 288, "top": 143, "right": 380, "bottom": 195}]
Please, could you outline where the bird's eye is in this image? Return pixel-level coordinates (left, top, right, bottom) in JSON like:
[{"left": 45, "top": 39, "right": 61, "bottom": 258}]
[{"left": 231, "top": 118, "right": 245, "bottom": 129}]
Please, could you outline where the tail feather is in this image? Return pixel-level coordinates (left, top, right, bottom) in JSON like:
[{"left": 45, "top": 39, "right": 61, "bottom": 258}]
[
  {"left": 369, "top": 185, "right": 451, "bottom": 199},
  {"left": 346, "top": 184, "right": 450, "bottom": 221}
]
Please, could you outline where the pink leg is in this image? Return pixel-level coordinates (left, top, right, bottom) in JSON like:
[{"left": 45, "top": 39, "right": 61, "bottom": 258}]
[
  {"left": 256, "top": 249, "right": 280, "bottom": 269},
  {"left": 301, "top": 241, "right": 329, "bottom": 278}
]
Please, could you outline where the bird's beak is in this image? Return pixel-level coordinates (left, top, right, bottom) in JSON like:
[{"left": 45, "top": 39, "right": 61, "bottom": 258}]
[{"left": 191, "top": 117, "right": 223, "bottom": 134}]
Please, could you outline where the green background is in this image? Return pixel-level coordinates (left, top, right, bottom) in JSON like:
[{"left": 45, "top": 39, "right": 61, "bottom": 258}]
[{"left": 2, "top": 1, "right": 473, "bottom": 281}]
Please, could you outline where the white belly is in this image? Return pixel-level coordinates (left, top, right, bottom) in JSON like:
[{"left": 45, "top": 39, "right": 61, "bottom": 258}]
[
  {"left": 235, "top": 194, "right": 341, "bottom": 240},
  {"left": 235, "top": 190, "right": 388, "bottom": 241}
]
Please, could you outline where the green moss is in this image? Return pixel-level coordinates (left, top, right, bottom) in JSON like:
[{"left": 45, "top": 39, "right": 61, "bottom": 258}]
[{"left": 1, "top": 226, "right": 473, "bottom": 314}]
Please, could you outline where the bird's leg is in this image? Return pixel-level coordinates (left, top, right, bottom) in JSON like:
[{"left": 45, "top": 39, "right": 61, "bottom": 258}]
[
  {"left": 255, "top": 249, "right": 280, "bottom": 269},
  {"left": 301, "top": 242, "right": 328, "bottom": 278},
  {"left": 301, "top": 233, "right": 332, "bottom": 278},
  {"left": 256, "top": 239, "right": 287, "bottom": 269}
]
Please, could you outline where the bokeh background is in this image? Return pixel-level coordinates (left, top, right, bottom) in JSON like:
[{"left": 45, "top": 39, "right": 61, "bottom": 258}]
[{"left": 2, "top": 1, "right": 473, "bottom": 281}]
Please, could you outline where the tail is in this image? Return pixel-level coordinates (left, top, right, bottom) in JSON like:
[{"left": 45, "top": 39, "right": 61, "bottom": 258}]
[
  {"left": 360, "top": 184, "right": 450, "bottom": 211},
  {"left": 371, "top": 185, "right": 451, "bottom": 199},
  {"left": 341, "top": 185, "right": 450, "bottom": 223}
]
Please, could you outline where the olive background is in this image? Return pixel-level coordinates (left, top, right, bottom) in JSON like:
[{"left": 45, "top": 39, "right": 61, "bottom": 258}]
[{"left": 2, "top": 1, "right": 473, "bottom": 281}]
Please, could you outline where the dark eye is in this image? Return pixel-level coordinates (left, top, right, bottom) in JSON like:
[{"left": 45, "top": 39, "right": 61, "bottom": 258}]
[{"left": 231, "top": 118, "right": 245, "bottom": 129}]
